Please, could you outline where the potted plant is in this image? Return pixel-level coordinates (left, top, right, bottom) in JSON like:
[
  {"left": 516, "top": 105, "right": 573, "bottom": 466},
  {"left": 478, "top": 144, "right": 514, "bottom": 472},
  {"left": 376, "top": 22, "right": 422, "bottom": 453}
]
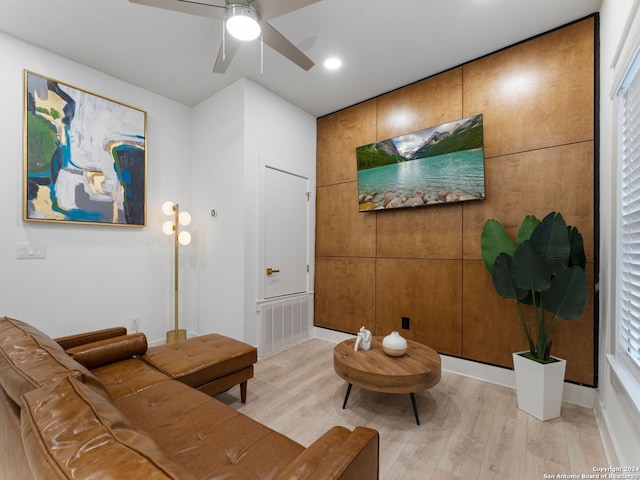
[{"left": 480, "top": 211, "right": 588, "bottom": 420}]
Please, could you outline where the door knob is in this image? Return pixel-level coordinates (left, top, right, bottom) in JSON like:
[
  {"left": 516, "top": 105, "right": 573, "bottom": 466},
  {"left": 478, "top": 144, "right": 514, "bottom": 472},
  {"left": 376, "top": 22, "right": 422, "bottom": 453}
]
[{"left": 266, "top": 268, "right": 280, "bottom": 276}]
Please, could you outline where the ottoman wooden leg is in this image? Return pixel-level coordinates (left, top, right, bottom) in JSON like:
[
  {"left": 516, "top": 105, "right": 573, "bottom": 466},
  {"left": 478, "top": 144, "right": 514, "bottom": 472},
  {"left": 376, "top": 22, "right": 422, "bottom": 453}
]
[{"left": 241, "top": 381, "right": 248, "bottom": 403}]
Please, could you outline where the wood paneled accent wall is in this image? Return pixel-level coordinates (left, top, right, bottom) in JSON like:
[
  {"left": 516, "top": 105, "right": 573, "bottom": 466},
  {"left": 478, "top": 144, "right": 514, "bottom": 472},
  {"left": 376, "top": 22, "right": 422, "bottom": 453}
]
[{"left": 315, "top": 17, "right": 597, "bottom": 386}]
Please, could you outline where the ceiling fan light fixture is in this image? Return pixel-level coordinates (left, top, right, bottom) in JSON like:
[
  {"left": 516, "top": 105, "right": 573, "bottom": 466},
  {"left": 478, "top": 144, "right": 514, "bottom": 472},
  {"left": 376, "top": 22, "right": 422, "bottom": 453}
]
[
  {"left": 324, "top": 57, "right": 342, "bottom": 70},
  {"left": 225, "top": 3, "right": 261, "bottom": 42}
]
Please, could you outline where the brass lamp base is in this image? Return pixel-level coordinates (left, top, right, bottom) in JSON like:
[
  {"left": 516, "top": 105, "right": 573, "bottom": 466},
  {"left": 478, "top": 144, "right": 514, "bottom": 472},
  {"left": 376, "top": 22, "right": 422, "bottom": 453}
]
[{"left": 166, "top": 328, "right": 187, "bottom": 343}]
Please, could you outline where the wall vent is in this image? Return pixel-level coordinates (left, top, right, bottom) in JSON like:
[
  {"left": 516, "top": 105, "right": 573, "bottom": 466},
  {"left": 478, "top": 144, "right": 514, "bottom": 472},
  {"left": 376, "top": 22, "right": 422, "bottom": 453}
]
[{"left": 259, "top": 294, "right": 310, "bottom": 356}]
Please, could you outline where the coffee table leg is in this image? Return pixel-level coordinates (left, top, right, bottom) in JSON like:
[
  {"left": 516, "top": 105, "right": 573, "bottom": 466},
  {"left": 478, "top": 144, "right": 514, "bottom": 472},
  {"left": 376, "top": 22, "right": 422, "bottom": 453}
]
[
  {"left": 342, "top": 383, "right": 353, "bottom": 409},
  {"left": 410, "top": 393, "right": 420, "bottom": 425}
]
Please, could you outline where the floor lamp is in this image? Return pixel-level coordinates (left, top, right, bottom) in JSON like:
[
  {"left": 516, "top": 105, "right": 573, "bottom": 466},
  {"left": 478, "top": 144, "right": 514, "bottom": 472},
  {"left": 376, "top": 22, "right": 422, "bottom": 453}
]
[{"left": 162, "top": 201, "right": 191, "bottom": 343}]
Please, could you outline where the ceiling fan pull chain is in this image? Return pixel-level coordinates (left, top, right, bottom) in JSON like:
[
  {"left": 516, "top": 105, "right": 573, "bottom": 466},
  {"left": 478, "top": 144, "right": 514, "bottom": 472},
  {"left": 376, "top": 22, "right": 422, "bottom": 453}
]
[{"left": 260, "top": 34, "right": 263, "bottom": 75}]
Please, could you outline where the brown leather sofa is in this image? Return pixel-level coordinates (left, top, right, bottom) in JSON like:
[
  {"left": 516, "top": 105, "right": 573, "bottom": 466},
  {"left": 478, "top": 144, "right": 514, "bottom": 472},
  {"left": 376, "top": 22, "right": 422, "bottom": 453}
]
[{"left": 0, "top": 316, "right": 379, "bottom": 479}]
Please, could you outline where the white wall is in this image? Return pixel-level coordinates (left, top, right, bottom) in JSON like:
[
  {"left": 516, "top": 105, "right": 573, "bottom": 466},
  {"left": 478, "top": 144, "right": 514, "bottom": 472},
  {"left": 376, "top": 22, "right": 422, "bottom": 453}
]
[
  {"left": 0, "top": 33, "right": 194, "bottom": 345},
  {"left": 190, "top": 78, "right": 316, "bottom": 346},
  {"left": 598, "top": 0, "right": 640, "bottom": 465},
  {"left": 0, "top": 34, "right": 316, "bottom": 349},
  {"left": 190, "top": 80, "right": 246, "bottom": 340}
]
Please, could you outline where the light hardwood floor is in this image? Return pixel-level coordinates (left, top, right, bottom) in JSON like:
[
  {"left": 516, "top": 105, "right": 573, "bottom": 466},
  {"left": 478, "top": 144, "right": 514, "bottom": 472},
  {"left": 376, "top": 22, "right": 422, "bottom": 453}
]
[{"left": 216, "top": 338, "right": 608, "bottom": 480}]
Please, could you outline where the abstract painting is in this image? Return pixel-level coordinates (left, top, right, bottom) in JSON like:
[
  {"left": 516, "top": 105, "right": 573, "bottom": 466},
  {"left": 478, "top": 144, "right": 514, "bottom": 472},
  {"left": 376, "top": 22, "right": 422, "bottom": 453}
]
[
  {"left": 23, "top": 70, "right": 147, "bottom": 226},
  {"left": 355, "top": 114, "right": 485, "bottom": 212}
]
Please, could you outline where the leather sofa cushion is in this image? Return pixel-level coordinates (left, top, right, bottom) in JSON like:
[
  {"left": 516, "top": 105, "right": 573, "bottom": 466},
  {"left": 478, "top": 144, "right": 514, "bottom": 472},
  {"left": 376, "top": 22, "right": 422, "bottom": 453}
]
[
  {"left": 67, "top": 333, "right": 148, "bottom": 369},
  {"left": 91, "top": 357, "right": 173, "bottom": 400},
  {"left": 0, "top": 317, "right": 103, "bottom": 404},
  {"left": 116, "top": 379, "right": 306, "bottom": 479},
  {"left": 143, "top": 333, "right": 257, "bottom": 387},
  {"left": 21, "top": 375, "right": 195, "bottom": 480}
]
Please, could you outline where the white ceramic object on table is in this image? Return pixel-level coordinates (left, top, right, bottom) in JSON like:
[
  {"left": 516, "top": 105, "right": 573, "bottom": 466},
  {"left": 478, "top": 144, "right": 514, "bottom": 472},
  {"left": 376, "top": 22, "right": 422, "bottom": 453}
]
[
  {"left": 382, "top": 331, "right": 408, "bottom": 356},
  {"left": 354, "top": 326, "right": 372, "bottom": 351}
]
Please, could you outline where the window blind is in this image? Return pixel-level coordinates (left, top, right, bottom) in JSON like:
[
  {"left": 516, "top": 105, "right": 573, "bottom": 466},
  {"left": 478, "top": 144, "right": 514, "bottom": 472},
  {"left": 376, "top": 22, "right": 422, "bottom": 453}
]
[{"left": 620, "top": 56, "right": 640, "bottom": 374}]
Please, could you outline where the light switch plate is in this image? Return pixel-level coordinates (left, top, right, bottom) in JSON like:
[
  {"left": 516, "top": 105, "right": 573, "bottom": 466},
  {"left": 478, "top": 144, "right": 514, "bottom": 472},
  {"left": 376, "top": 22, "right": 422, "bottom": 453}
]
[{"left": 16, "top": 243, "right": 46, "bottom": 259}]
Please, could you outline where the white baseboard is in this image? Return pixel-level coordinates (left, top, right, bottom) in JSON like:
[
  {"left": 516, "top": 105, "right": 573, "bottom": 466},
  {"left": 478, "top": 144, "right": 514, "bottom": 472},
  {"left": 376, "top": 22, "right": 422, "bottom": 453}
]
[
  {"left": 312, "top": 327, "right": 597, "bottom": 408},
  {"left": 594, "top": 400, "right": 620, "bottom": 466},
  {"left": 312, "top": 326, "right": 353, "bottom": 344}
]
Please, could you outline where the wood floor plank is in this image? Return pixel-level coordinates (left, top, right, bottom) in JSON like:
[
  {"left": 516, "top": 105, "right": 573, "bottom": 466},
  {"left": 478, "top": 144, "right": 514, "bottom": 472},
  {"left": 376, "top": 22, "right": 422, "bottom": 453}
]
[
  {"left": 493, "top": 383, "right": 521, "bottom": 418},
  {"left": 215, "top": 338, "right": 607, "bottom": 480},
  {"left": 526, "top": 415, "right": 571, "bottom": 467},
  {"left": 477, "top": 412, "right": 528, "bottom": 480},
  {"left": 430, "top": 468, "right": 465, "bottom": 480},
  {"left": 436, "top": 397, "right": 495, "bottom": 479},
  {"left": 524, "top": 453, "right": 565, "bottom": 480},
  {"left": 385, "top": 429, "right": 450, "bottom": 480},
  {"left": 561, "top": 403, "right": 608, "bottom": 473}
]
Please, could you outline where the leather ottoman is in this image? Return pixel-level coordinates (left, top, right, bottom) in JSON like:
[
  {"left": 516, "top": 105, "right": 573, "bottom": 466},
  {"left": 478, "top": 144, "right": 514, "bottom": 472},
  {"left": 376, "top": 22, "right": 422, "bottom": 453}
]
[{"left": 142, "top": 334, "right": 257, "bottom": 403}]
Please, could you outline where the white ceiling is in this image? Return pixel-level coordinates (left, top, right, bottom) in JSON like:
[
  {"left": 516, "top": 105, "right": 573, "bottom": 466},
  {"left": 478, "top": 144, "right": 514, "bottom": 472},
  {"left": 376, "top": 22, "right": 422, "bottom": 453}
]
[{"left": 0, "top": 0, "right": 601, "bottom": 117}]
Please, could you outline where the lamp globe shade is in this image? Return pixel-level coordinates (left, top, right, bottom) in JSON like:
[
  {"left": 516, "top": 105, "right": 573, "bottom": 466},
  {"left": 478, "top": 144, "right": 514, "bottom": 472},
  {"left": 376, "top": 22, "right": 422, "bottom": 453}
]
[
  {"left": 178, "top": 231, "right": 192, "bottom": 246},
  {"left": 162, "top": 221, "right": 174, "bottom": 235},
  {"left": 162, "top": 201, "right": 175, "bottom": 216}
]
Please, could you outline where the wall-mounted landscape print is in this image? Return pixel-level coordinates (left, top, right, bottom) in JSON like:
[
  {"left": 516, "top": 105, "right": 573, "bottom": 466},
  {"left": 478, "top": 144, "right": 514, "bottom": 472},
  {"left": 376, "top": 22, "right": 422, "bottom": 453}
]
[
  {"left": 23, "top": 70, "right": 147, "bottom": 226},
  {"left": 356, "top": 114, "right": 485, "bottom": 211}
]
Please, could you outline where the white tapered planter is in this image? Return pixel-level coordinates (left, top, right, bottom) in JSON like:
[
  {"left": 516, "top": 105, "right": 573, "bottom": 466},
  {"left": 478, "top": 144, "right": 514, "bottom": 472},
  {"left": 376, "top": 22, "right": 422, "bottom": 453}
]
[{"left": 512, "top": 352, "right": 566, "bottom": 421}]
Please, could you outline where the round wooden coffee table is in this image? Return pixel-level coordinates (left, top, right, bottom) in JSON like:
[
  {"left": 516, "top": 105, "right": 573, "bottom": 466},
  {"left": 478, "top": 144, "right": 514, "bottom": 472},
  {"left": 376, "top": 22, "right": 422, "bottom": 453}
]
[{"left": 333, "top": 336, "right": 441, "bottom": 425}]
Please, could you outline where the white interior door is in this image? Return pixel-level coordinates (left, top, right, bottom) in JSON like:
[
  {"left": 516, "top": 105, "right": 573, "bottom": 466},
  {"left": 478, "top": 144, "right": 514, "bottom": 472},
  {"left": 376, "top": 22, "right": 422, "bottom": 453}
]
[{"left": 264, "top": 166, "right": 309, "bottom": 298}]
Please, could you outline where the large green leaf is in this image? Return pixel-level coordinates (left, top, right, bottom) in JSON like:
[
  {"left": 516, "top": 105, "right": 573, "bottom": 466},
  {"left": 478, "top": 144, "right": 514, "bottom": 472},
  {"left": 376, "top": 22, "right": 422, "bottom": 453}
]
[
  {"left": 481, "top": 219, "right": 515, "bottom": 274},
  {"left": 511, "top": 240, "right": 551, "bottom": 293},
  {"left": 516, "top": 215, "right": 539, "bottom": 246},
  {"left": 518, "top": 290, "right": 541, "bottom": 306},
  {"left": 530, "top": 212, "right": 570, "bottom": 276},
  {"left": 568, "top": 226, "right": 586, "bottom": 269},
  {"left": 492, "top": 253, "right": 528, "bottom": 300},
  {"left": 543, "top": 266, "right": 588, "bottom": 319}
]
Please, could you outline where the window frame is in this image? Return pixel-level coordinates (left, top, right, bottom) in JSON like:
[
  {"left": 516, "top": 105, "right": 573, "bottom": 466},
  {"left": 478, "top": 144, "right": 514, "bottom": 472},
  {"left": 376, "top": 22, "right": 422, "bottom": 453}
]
[
  {"left": 617, "top": 74, "right": 640, "bottom": 380},
  {"left": 612, "top": 0, "right": 640, "bottom": 412}
]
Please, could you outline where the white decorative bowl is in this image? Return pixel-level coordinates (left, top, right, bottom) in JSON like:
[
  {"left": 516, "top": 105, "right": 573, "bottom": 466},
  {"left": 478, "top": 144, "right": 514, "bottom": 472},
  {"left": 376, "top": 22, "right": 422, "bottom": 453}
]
[{"left": 382, "top": 331, "right": 408, "bottom": 356}]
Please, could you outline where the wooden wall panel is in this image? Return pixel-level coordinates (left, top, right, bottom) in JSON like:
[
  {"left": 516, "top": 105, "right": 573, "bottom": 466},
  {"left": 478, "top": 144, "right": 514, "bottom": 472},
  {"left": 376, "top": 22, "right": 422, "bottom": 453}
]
[
  {"left": 315, "top": 17, "right": 597, "bottom": 385},
  {"left": 463, "top": 141, "right": 595, "bottom": 260},
  {"left": 462, "top": 260, "right": 529, "bottom": 367},
  {"left": 375, "top": 258, "right": 462, "bottom": 356},
  {"left": 376, "top": 68, "right": 463, "bottom": 141},
  {"left": 315, "top": 257, "right": 376, "bottom": 333},
  {"left": 316, "top": 182, "right": 377, "bottom": 257},
  {"left": 377, "top": 203, "right": 463, "bottom": 259},
  {"left": 317, "top": 99, "right": 377, "bottom": 187},
  {"left": 463, "top": 18, "right": 594, "bottom": 158}
]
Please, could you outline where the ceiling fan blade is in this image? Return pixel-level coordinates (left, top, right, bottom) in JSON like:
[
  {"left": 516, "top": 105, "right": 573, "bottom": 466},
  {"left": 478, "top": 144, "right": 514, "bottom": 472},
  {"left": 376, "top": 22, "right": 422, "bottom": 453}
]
[
  {"left": 129, "top": 0, "right": 224, "bottom": 19},
  {"left": 262, "top": 22, "right": 314, "bottom": 71},
  {"left": 253, "top": 0, "right": 321, "bottom": 22},
  {"left": 212, "top": 36, "right": 241, "bottom": 73}
]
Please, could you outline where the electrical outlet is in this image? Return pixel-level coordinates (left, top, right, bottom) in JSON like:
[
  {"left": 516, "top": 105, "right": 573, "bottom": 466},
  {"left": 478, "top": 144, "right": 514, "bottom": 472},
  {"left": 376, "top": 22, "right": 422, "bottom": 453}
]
[
  {"left": 402, "top": 316, "right": 410, "bottom": 330},
  {"left": 130, "top": 317, "right": 140, "bottom": 333}
]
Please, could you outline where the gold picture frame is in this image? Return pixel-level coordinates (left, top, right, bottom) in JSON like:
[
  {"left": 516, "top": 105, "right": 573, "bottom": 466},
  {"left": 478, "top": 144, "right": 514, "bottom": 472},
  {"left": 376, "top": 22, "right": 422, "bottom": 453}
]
[{"left": 23, "top": 70, "right": 147, "bottom": 226}]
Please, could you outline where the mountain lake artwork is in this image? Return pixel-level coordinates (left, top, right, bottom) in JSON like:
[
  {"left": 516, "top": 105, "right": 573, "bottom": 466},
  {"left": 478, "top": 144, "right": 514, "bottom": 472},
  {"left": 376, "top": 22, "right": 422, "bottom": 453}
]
[{"left": 355, "top": 114, "right": 485, "bottom": 211}]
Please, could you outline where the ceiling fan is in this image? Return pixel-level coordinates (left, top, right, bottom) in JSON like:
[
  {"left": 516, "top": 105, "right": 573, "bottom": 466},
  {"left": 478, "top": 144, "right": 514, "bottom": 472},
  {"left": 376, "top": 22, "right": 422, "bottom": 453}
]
[{"left": 129, "top": 0, "right": 320, "bottom": 73}]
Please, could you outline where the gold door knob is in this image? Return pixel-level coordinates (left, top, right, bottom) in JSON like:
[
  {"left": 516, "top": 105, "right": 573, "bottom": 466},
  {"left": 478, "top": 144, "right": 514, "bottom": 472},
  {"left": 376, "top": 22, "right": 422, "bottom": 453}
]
[{"left": 266, "top": 268, "right": 280, "bottom": 275}]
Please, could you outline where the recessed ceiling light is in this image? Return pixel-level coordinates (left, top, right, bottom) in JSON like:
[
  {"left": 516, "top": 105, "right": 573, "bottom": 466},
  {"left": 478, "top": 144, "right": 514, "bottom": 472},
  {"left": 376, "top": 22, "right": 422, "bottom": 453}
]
[{"left": 324, "top": 57, "right": 342, "bottom": 70}]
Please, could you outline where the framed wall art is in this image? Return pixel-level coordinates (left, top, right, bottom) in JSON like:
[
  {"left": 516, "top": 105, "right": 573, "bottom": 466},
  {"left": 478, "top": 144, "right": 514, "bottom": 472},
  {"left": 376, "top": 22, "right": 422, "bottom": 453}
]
[
  {"left": 23, "top": 70, "right": 147, "bottom": 226},
  {"left": 355, "top": 114, "right": 485, "bottom": 211}
]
